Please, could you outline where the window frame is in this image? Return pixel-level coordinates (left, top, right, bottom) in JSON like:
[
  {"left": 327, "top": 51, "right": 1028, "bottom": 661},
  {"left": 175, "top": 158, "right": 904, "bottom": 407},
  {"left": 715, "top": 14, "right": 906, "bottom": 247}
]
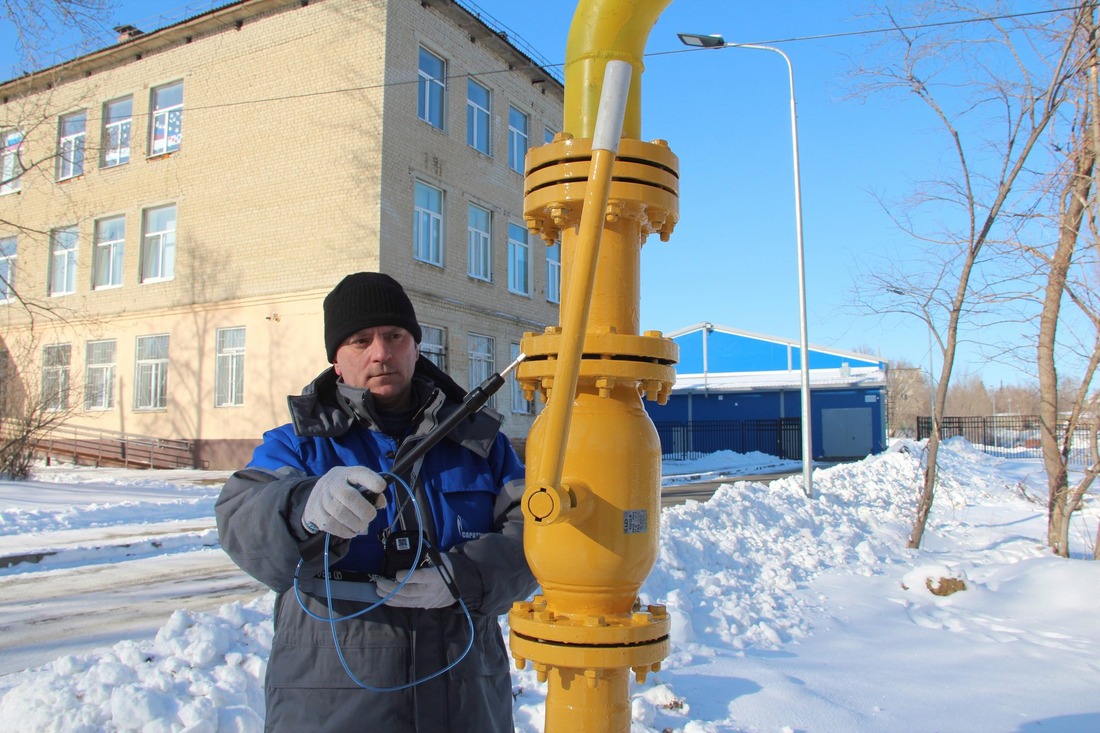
[
  {"left": 134, "top": 334, "right": 169, "bottom": 411},
  {"left": 547, "top": 239, "right": 561, "bottom": 304},
  {"left": 466, "top": 78, "right": 491, "bottom": 155},
  {"left": 101, "top": 96, "right": 133, "bottom": 167},
  {"left": 93, "top": 215, "right": 125, "bottom": 290},
  {"left": 56, "top": 110, "right": 86, "bottom": 181},
  {"left": 41, "top": 343, "right": 71, "bottom": 412},
  {"left": 467, "top": 203, "right": 492, "bottom": 281},
  {"left": 508, "top": 106, "right": 529, "bottom": 173},
  {"left": 149, "top": 81, "right": 183, "bottom": 157},
  {"left": 215, "top": 327, "right": 246, "bottom": 408},
  {"left": 0, "top": 236, "right": 15, "bottom": 303},
  {"left": 140, "top": 204, "right": 176, "bottom": 283},
  {"left": 84, "top": 339, "right": 116, "bottom": 411},
  {"left": 413, "top": 181, "right": 444, "bottom": 266},
  {"left": 510, "top": 342, "right": 534, "bottom": 415},
  {"left": 508, "top": 222, "right": 530, "bottom": 296},
  {"left": 48, "top": 226, "right": 78, "bottom": 297},
  {"left": 421, "top": 325, "right": 447, "bottom": 371},
  {"left": 418, "top": 46, "right": 446, "bottom": 129},
  {"left": 1, "top": 129, "right": 23, "bottom": 195},
  {"left": 468, "top": 333, "right": 495, "bottom": 409}
]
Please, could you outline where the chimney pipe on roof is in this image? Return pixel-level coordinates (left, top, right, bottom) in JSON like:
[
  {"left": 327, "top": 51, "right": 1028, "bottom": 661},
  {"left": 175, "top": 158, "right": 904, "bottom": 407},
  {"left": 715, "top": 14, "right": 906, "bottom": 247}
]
[{"left": 113, "top": 25, "right": 143, "bottom": 43}]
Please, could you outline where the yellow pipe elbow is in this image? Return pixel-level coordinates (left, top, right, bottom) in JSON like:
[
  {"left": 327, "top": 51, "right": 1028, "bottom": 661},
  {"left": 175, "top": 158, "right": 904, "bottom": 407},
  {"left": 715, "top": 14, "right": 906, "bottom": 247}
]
[{"left": 564, "top": 0, "right": 673, "bottom": 139}]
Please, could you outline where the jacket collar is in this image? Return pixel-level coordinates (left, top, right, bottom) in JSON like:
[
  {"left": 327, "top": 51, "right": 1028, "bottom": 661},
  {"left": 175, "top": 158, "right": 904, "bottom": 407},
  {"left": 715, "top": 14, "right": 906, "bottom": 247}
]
[{"left": 286, "top": 358, "right": 503, "bottom": 459}]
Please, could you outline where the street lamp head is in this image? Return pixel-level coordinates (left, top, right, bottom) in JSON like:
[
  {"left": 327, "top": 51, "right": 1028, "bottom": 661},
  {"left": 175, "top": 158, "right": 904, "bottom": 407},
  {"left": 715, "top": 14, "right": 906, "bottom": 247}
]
[{"left": 677, "top": 32, "right": 726, "bottom": 48}]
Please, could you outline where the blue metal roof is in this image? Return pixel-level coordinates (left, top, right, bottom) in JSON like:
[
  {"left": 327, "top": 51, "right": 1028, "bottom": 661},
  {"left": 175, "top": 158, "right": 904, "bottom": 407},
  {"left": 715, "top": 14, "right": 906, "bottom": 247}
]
[{"left": 668, "top": 323, "right": 885, "bottom": 375}]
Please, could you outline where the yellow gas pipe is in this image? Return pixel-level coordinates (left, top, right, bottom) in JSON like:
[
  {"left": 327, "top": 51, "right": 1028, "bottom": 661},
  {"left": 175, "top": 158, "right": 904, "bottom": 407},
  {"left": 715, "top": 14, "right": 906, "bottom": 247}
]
[{"left": 509, "top": 1, "right": 679, "bottom": 731}]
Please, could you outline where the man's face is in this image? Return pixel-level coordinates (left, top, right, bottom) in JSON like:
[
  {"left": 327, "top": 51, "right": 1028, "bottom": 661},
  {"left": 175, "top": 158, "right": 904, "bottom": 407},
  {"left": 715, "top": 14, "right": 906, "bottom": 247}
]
[{"left": 333, "top": 325, "right": 419, "bottom": 409}]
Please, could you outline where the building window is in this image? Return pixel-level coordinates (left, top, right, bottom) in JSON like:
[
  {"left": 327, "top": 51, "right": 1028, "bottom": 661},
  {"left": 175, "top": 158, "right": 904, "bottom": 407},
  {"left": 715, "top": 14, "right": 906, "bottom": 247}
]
[
  {"left": 508, "top": 106, "right": 528, "bottom": 173},
  {"left": 134, "top": 334, "right": 169, "bottom": 410},
  {"left": 0, "top": 237, "right": 15, "bottom": 303},
  {"left": 508, "top": 222, "right": 530, "bottom": 296},
  {"left": 421, "top": 325, "right": 446, "bottom": 370},
  {"left": 467, "top": 203, "right": 491, "bottom": 281},
  {"left": 141, "top": 204, "right": 176, "bottom": 282},
  {"left": 102, "top": 96, "right": 132, "bottom": 167},
  {"left": 418, "top": 47, "right": 446, "bottom": 129},
  {"left": 84, "top": 339, "right": 116, "bottom": 411},
  {"left": 547, "top": 239, "right": 561, "bottom": 304},
  {"left": 49, "top": 226, "right": 78, "bottom": 297},
  {"left": 57, "top": 111, "right": 86, "bottom": 180},
  {"left": 93, "top": 216, "right": 125, "bottom": 290},
  {"left": 468, "top": 334, "right": 495, "bottom": 409},
  {"left": 215, "top": 327, "right": 246, "bottom": 407},
  {"left": 41, "top": 343, "right": 71, "bottom": 412},
  {"left": 467, "top": 79, "right": 491, "bottom": 155},
  {"left": 413, "top": 181, "right": 443, "bottom": 266},
  {"left": 1, "top": 130, "right": 23, "bottom": 194},
  {"left": 150, "top": 81, "right": 183, "bottom": 156},
  {"left": 544, "top": 127, "right": 555, "bottom": 145},
  {"left": 510, "top": 342, "right": 533, "bottom": 414}
]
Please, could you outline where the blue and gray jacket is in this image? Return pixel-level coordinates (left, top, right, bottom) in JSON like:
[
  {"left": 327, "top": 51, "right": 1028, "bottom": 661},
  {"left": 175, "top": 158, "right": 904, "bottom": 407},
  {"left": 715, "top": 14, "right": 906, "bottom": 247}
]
[{"left": 215, "top": 357, "right": 536, "bottom": 733}]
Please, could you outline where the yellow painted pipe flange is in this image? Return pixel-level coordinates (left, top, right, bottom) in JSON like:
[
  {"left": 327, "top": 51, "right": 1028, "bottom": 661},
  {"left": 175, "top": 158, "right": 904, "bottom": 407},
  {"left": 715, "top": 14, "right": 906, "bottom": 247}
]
[
  {"left": 510, "top": 600, "right": 670, "bottom": 647},
  {"left": 509, "top": 633, "right": 669, "bottom": 675},
  {"left": 524, "top": 137, "right": 679, "bottom": 245},
  {"left": 517, "top": 359, "right": 674, "bottom": 398},
  {"left": 519, "top": 330, "right": 679, "bottom": 363},
  {"left": 525, "top": 136, "right": 679, "bottom": 184}
]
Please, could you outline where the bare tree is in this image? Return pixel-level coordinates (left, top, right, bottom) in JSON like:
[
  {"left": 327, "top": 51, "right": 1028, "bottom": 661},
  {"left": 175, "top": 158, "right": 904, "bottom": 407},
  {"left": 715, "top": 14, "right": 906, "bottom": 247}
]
[
  {"left": 1000, "top": 3, "right": 1100, "bottom": 557},
  {"left": 990, "top": 382, "right": 1041, "bottom": 415},
  {"left": 887, "top": 361, "right": 931, "bottom": 437},
  {"left": 0, "top": 1, "right": 121, "bottom": 475},
  {"left": 851, "top": 2, "right": 1096, "bottom": 548},
  {"left": 945, "top": 373, "right": 993, "bottom": 416},
  {"left": 0, "top": 332, "right": 81, "bottom": 478},
  {"left": 3, "top": 0, "right": 117, "bottom": 70}
]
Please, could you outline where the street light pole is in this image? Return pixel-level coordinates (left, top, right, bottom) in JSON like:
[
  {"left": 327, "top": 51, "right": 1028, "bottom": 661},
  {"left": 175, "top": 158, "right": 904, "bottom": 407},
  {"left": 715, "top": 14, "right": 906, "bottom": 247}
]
[{"left": 678, "top": 33, "right": 813, "bottom": 497}]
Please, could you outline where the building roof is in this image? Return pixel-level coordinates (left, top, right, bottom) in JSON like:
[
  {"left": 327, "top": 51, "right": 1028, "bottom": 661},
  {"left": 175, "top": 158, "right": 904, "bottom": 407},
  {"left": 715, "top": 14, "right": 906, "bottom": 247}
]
[
  {"left": 672, "top": 366, "right": 887, "bottom": 394},
  {"left": 1, "top": 0, "right": 563, "bottom": 98},
  {"left": 666, "top": 322, "right": 887, "bottom": 394},
  {"left": 669, "top": 322, "right": 886, "bottom": 366}
]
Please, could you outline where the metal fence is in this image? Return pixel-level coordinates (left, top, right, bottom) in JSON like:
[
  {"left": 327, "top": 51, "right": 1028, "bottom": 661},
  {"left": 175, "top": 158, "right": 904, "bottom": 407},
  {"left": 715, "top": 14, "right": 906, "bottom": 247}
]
[
  {"left": 916, "top": 415, "right": 1098, "bottom": 467},
  {"left": 654, "top": 418, "right": 802, "bottom": 461}
]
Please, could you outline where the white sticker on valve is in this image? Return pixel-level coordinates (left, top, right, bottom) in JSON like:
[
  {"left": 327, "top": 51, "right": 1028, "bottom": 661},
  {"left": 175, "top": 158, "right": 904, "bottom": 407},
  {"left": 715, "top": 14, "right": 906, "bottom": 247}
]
[{"left": 623, "top": 510, "right": 648, "bottom": 534}]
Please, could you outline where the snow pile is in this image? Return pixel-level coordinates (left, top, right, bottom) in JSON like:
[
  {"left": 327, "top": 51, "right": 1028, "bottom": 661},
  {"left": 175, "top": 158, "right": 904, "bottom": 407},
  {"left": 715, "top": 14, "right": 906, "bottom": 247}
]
[
  {"left": 0, "top": 598, "right": 272, "bottom": 733},
  {"left": 0, "top": 472, "right": 222, "bottom": 535},
  {"left": 0, "top": 439, "right": 1097, "bottom": 733},
  {"left": 661, "top": 449, "right": 802, "bottom": 486}
]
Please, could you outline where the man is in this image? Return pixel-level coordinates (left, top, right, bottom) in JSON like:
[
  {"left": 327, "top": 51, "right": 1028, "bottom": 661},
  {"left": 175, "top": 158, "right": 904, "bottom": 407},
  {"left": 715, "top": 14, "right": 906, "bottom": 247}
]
[{"left": 216, "top": 272, "right": 535, "bottom": 732}]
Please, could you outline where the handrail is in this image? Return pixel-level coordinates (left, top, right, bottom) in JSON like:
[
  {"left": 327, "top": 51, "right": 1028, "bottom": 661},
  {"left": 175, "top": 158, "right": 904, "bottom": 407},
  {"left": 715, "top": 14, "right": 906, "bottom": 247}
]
[{"left": 5, "top": 419, "right": 197, "bottom": 469}]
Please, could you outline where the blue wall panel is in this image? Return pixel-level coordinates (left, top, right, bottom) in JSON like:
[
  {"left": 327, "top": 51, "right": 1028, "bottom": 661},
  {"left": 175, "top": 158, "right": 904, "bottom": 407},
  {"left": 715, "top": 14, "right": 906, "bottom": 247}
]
[
  {"left": 708, "top": 334, "right": 790, "bottom": 372},
  {"left": 672, "top": 328, "right": 884, "bottom": 374},
  {"left": 645, "top": 386, "right": 888, "bottom": 458},
  {"left": 676, "top": 330, "right": 706, "bottom": 373}
]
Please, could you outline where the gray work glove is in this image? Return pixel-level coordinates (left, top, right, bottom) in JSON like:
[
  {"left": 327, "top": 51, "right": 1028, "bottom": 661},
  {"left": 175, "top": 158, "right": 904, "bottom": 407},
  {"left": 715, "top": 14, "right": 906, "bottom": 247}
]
[
  {"left": 375, "top": 554, "right": 457, "bottom": 608},
  {"left": 301, "top": 465, "right": 387, "bottom": 538}
]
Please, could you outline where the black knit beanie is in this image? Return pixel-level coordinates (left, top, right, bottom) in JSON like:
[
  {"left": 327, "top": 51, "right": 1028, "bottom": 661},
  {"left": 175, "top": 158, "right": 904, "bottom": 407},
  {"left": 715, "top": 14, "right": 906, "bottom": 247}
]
[{"left": 323, "top": 272, "right": 422, "bottom": 362}]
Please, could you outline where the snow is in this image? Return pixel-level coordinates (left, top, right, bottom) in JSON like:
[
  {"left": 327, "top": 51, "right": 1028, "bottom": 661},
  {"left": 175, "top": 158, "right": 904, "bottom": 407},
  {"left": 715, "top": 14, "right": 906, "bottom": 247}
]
[{"left": 1, "top": 439, "right": 1098, "bottom": 733}]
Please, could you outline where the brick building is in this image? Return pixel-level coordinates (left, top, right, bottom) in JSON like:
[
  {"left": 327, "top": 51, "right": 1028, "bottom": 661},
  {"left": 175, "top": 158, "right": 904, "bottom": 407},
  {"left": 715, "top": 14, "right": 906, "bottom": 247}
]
[{"left": 0, "top": 0, "right": 563, "bottom": 468}]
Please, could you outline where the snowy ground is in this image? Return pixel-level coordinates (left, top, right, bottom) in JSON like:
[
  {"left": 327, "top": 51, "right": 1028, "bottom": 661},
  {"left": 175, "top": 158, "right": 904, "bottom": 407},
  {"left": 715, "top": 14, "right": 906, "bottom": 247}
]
[{"left": 0, "top": 440, "right": 1097, "bottom": 732}]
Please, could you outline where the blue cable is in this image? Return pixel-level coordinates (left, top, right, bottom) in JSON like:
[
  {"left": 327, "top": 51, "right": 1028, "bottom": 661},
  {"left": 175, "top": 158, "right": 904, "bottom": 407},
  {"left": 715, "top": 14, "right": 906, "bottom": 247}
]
[
  {"left": 292, "top": 471, "right": 475, "bottom": 692},
  {"left": 292, "top": 473, "right": 422, "bottom": 621}
]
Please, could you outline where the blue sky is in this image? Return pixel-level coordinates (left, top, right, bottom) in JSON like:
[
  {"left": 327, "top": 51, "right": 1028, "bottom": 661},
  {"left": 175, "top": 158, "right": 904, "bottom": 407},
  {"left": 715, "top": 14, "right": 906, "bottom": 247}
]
[{"left": 2, "top": 0, "right": 1061, "bottom": 387}]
